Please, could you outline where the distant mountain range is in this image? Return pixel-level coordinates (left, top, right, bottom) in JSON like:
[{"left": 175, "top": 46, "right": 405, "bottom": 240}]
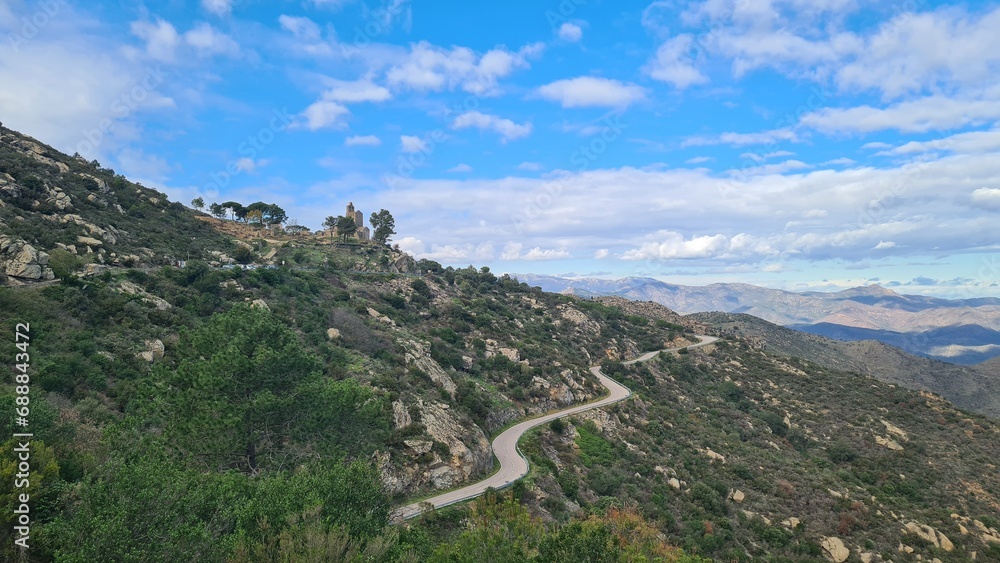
[{"left": 513, "top": 274, "right": 1000, "bottom": 364}]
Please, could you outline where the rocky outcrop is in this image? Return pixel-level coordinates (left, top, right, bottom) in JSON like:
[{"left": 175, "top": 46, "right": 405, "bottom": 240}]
[
  {"left": 115, "top": 281, "right": 172, "bottom": 310},
  {"left": 401, "top": 339, "right": 457, "bottom": 397},
  {"left": 388, "top": 250, "right": 416, "bottom": 274},
  {"left": 376, "top": 399, "right": 491, "bottom": 495},
  {"left": 0, "top": 236, "right": 54, "bottom": 281},
  {"left": 391, "top": 400, "right": 412, "bottom": 430},
  {"left": 485, "top": 339, "right": 520, "bottom": 362},
  {"left": 136, "top": 339, "right": 165, "bottom": 362},
  {"left": 902, "top": 521, "right": 954, "bottom": 552}
]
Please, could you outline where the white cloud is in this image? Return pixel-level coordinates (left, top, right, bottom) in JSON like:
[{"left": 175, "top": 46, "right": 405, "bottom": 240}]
[
  {"left": 201, "top": 0, "right": 232, "bottom": 17},
  {"left": 971, "top": 187, "right": 1000, "bottom": 210},
  {"left": 683, "top": 128, "right": 797, "bottom": 147},
  {"left": 874, "top": 241, "right": 896, "bottom": 249},
  {"left": 733, "top": 159, "right": 811, "bottom": 176},
  {"left": 319, "top": 78, "right": 392, "bottom": 103},
  {"left": 501, "top": 242, "right": 570, "bottom": 260},
  {"left": 522, "top": 247, "right": 571, "bottom": 261},
  {"left": 345, "top": 135, "right": 381, "bottom": 147},
  {"left": 622, "top": 231, "right": 733, "bottom": 260},
  {"left": 386, "top": 41, "right": 542, "bottom": 96},
  {"left": 501, "top": 242, "right": 522, "bottom": 260},
  {"left": 557, "top": 22, "right": 583, "bottom": 42},
  {"left": 447, "top": 163, "right": 473, "bottom": 173},
  {"left": 594, "top": 248, "right": 610, "bottom": 259},
  {"left": 686, "top": 156, "right": 713, "bottom": 164},
  {"left": 862, "top": 142, "right": 892, "bottom": 150},
  {"left": 235, "top": 157, "right": 268, "bottom": 173},
  {"left": 517, "top": 162, "right": 543, "bottom": 171},
  {"left": 183, "top": 22, "right": 239, "bottom": 56},
  {"left": 823, "top": 157, "right": 855, "bottom": 166},
  {"left": 537, "top": 76, "right": 646, "bottom": 108},
  {"left": 645, "top": 34, "right": 708, "bottom": 88},
  {"left": 800, "top": 94, "right": 1000, "bottom": 133},
  {"left": 834, "top": 7, "right": 1000, "bottom": 99},
  {"left": 299, "top": 100, "right": 349, "bottom": 130},
  {"left": 400, "top": 135, "right": 427, "bottom": 153},
  {"left": 130, "top": 19, "right": 180, "bottom": 62},
  {"left": 451, "top": 111, "right": 532, "bottom": 141},
  {"left": 888, "top": 128, "right": 1000, "bottom": 156}
]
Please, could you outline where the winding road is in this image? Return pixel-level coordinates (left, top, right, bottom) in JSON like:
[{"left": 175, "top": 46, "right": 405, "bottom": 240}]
[{"left": 392, "top": 335, "right": 719, "bottom": 521}]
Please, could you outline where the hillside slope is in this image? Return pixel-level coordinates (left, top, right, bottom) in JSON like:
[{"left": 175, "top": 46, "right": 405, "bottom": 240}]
[
  {"left": 690, "top": 311, "right": 1000, "bottom": 419},
  {"left": 0, "top": 125, "right": 236, "bottom": 281}
]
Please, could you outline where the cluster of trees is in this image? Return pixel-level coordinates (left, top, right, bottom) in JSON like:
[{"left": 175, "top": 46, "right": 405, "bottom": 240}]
[
  {"left": 323, "top": 208, "right": 396, "bottom": 244},
  {"left": 193, "top": 198, "right": 288, "bottom": 226}
]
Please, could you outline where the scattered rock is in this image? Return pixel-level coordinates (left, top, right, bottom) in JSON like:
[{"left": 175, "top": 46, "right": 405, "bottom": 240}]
[
  {"left": 820, "top": 536, "right": 850, "bottom": 562},
  {"left": 250, "top": 299, "right": 270, "bottom": 311},
  {"left": 116, "top": 281, "right": 172, "bottom": 310},
  {"left": 699, "top": 448, "right": 726, "bottom": 463},
  {"left": 902, "top": 521, "right": 954, "bottom": 551},
  {"left": 881, "top": 419, "right": 909, "bottom": 441},
  {"left": 81, "top": 264, "right": 110, "bottom": 277},
  {"left": 668, "top": 478, "right": 681, "bottom": 490},
  {"left": 782, "top": 517, "right": 801, "bottom": 530},
  {"left": 326, "top": 328, "right": 341, "bottom": 340},
  {"left": 136, "top": 339, "right": 165, "bottom": 362},
  {"left": 731, "top": 490, "right": 746, "bottom": 503},
  {"left": 875, "top": 435, "right": 904, "bottom": 451}
]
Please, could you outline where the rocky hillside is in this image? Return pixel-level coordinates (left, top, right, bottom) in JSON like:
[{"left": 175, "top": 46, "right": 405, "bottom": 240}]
[
  {"left": 518, "top": 336, "right": 1000, "bottom": 562},
  {"left": 0, "top": 125, "right": 235, "bottom": 283},
  {"left": 689, "top": 311, "right": 1000, "bottom": 419}
]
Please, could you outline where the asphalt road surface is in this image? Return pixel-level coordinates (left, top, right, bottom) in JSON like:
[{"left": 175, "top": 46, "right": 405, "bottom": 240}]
[{"left": 392, "top": 335, "right": 719, "bottom": 521}]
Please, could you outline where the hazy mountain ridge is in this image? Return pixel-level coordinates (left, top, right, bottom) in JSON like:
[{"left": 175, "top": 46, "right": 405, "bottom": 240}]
[{"left": 514, "top": 273, "right": 1000, "bottom": 364}]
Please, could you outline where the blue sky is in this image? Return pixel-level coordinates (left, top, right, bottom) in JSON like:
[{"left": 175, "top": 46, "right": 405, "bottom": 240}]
[{"left": 3, "top": 0, "right": 1000, "bottom": 298}]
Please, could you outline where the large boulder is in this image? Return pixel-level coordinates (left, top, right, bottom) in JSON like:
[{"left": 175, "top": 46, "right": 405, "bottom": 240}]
[{"left": 0, "top": 236, "right": 54, "bottom": 281}]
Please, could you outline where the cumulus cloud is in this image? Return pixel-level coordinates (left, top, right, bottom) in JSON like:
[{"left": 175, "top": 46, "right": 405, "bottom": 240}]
[
  {"left": 683, "top": 128, "right": 797, "bottom": 147},
  {"left": 400, "top": 135, "right": 427, "bottom": 153},
  {"left": 537, "top": 77, "right": 646, "bottom": 108},
  {"left": 386, "top": 40, "right": 542, "bottom": 96},
  {"left": 971, "top": 187, "right": 1000, "bottom": 210},
  {"left": 557, "top": 22, "right": 583, "bottom": 42},
  {"left": 299, "top": 100, "right": 349, "bottom": 130},
  {"left": 202, "top": 0, "right": 233, "bottom": 17},
  {"left": 345, "top": 135, "right": 381, "bottom": 146},
  {"left": 451, "top": 111, "right": 531, "bottom": 141},
  {"left": 645, "top": 34, "right": 708, "bottom": 88},
  {"left": 447, "top": 163, "right": 473, "bottom": 173}
]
